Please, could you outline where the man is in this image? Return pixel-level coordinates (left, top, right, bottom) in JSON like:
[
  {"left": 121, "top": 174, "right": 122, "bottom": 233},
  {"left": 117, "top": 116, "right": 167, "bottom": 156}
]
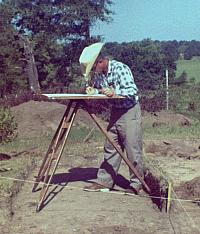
[{"left": 79, "top": 42, "right": 144, "bottom": 194}]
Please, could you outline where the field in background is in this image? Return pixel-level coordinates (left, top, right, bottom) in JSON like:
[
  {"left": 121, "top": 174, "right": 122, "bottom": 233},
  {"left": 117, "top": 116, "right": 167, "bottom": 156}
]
[{"left": 176, "top": 57, "right": 200, "bottom": 82}]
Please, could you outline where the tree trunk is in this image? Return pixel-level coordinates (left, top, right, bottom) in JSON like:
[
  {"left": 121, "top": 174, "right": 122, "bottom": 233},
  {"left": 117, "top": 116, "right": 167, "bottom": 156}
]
[{"left": 22, "top": 37, "right": 41, "bottom": 93}]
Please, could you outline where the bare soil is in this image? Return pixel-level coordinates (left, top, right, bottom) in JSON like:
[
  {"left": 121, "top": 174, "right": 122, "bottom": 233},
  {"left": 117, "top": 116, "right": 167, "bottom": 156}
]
[{"left": 0, "top": 100, "right": 200, "bottom": 234}]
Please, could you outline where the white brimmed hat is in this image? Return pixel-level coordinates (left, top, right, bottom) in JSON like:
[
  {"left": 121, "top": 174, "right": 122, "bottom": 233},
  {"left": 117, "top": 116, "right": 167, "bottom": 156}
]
[{"left": 79, "top": 42, "right": 104, "bottom": 79}]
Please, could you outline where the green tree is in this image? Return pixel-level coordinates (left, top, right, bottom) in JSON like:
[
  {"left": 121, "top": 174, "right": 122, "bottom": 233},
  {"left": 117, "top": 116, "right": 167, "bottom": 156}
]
[
  {"left": 7, "top": 0, "right": 113, "bottom": 89},
  {"left": 104, "top": 39, "right": 176, "bottom": 90},
  {"left": 184, "top": 40, "right": 200, "bottom": 60},
  {"left": 11, "top": 0, "right": 112, "bottom": 40},
  {"left": 161, "top": 40, "right": 179, "bottom": 61},
  {"left": 0, "top": 2, "right": 27, "bottom": 97}
]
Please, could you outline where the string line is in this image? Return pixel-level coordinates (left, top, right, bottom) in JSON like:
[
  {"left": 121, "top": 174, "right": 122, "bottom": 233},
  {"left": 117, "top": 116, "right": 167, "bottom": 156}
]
[{"left": 0, "top": 175, "right": 199, "bottom": 204}]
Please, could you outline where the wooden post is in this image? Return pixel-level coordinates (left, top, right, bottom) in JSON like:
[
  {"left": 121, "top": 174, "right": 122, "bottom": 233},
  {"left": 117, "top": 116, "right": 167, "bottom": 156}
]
[{"left": 166, "top": 69, "right": 169, "bottom": 111}]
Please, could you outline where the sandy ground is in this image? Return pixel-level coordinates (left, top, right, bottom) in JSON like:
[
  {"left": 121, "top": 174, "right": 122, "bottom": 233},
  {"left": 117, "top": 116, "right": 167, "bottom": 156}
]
[
  {"left": 1, "top": 161, "right": 200, "bottom": 234},
  {"left": 0, "top": 100, "right": 200, "bottom": 234}
]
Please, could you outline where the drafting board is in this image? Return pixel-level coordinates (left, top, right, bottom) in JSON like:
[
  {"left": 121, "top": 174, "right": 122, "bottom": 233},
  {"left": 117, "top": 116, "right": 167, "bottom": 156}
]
[{"left": 42, "top": 93, "right": 124, "bottom": 100}]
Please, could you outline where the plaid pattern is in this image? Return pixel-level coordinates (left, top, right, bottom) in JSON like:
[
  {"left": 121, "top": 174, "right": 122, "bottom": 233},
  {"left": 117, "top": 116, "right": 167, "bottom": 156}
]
[{"left": 92, "top": 60, "right": 139, "bottom": 109}]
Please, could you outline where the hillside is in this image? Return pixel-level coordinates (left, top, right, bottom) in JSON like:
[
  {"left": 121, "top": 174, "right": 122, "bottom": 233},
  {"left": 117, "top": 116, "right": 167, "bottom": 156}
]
[{"left": 176, "top": 57, "right": 200, "bottom": 82}]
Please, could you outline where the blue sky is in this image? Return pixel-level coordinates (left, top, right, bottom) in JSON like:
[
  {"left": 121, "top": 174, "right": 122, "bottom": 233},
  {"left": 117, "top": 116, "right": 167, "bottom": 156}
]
[{"left": 92, "top": 0, "right": 200, "bottom": 42}]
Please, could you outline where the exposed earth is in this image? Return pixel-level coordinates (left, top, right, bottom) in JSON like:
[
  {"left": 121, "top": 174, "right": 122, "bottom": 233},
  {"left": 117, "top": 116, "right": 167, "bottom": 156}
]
[{"left": 0, "top": 100, "right": 200, "bottom": 234}]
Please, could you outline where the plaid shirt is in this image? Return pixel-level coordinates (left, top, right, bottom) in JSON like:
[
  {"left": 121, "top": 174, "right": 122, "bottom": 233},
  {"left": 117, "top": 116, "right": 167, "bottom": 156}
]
[{"left": 92, "top": 60, "right": 139, "bottom": 109}]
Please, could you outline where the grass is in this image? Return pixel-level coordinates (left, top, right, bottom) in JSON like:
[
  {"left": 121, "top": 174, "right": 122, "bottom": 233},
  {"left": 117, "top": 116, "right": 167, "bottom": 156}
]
[
  {"left": 0, "top": 127, "right": 104, "bottom": 195},
  {"left": 1, "top": 115, "right": 200, "bottom": 197},
  {"left": 0, "top": 135, "right": 51, "bottom": 196},
  {"left": 0, "top": 127, "right": 104, "bottom": 153},
  {"left": 176, "top": 57, "right": 200, "bottom": 82},
  {"left": 168, "top": 84, "right": 200, "bottom": 120},
  {"left": 0, "top": 136, "right": 51, "bottom": 153},
  {"left": 143, "top": 86, "right": 200, "bottom": 140},
  {"left": 0, "top": 155, "right": 36, "bottom": 195},
  {"left": 143, "top": 121, "right": 200, "bottom": 140},
  {"left": 69, "top": 126, "right": 104, "bottom": 142},
  {"left": 0, "top": 117, "right": 200, "bottom": 222}
]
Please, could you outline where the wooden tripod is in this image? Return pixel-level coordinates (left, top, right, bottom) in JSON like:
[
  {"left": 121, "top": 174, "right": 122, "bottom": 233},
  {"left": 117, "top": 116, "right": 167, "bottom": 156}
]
[{"left": 32, "top": 96, "right": 151, "bottom": 212}]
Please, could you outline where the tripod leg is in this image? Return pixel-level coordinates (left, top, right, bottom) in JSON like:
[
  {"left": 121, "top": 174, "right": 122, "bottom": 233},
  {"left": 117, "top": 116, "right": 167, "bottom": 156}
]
[
  {"left": 36, "top": 103, "right": 79, "bottom": 211},
  {"left": 32, "top": 101, "right": 73, "bottom": 192},
  {"left": 84, "top": 101, "right": 151, "bottom": 194}
]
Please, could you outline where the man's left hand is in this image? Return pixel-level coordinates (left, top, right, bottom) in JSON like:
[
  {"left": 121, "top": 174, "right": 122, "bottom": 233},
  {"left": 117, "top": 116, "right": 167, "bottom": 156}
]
[{"left": 101, "top": 87, "right": 115, "bottom": 97}]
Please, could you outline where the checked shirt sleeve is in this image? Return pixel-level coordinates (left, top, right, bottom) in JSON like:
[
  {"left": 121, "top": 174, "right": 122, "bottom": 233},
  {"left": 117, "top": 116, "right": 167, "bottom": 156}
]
[{"left": 115, "top": 64, "right": 138, "bottom": 99}]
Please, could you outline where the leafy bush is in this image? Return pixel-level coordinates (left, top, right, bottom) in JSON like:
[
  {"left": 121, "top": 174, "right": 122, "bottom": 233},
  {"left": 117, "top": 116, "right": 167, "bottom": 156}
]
[
  {"left": 0, "top": 107, "right": 17, "bottom": 143},
  {"left": 174, "top": 71, "right": 188, "bottom": 85}
]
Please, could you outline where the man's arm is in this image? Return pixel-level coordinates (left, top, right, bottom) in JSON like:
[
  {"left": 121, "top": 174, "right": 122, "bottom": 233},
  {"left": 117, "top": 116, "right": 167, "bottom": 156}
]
[
  {"left": 86, "top": 86, "right": 115, "bottom": 97},
  {"left": 115, "top": 65, "right": 138, "bottom": 99}
]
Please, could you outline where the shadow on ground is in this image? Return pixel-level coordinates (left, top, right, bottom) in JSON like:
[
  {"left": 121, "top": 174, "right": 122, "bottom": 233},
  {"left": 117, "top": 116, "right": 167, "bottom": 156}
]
[{"left": 34, "top": 167, "right": 135, "bottom": 211}]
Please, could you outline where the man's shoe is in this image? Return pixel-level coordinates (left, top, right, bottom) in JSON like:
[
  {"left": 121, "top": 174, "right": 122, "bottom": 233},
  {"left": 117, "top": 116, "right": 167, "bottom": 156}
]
[{"left": 83, "top": 183, "right": 110, "bottom": 192}]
